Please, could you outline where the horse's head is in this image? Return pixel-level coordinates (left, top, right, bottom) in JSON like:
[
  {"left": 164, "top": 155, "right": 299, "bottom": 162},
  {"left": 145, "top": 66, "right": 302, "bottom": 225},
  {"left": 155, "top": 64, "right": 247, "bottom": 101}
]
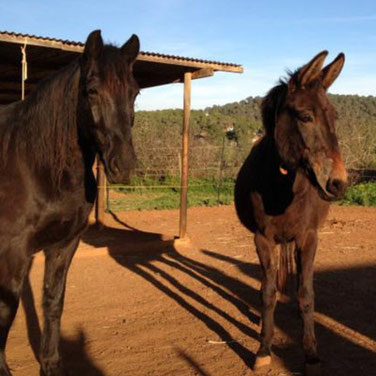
[
  {"left": 266, "top": 51, "right": 348, "bottom": 200},
  {"left": 80, "top": 30, "right": 139, "bottom": 184}
]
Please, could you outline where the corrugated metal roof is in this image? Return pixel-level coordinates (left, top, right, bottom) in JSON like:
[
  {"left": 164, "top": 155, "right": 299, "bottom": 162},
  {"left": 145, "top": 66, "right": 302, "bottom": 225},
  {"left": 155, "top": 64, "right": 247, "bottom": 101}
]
[{"left": 0, "top": 30, "right": 242, "bottom": 69}]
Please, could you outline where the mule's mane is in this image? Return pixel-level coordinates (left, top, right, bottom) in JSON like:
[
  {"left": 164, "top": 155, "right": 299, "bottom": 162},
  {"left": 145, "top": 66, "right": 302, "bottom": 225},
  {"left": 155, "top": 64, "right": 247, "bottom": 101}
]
[
  {"left": 261, "top": 68, "right": 323, "bottom": 136},
  {"left": 261, "top": 79, "right": 288, "bottom": 136}
]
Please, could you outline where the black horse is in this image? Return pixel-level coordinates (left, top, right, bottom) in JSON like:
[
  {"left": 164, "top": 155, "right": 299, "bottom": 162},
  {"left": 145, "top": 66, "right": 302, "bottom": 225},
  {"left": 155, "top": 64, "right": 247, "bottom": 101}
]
[
  {"left": 0, "top": 30, "right": 139, "bottom": 376},
  {"left": 235, "top": 51, "right": 348, "bottom": 375}
]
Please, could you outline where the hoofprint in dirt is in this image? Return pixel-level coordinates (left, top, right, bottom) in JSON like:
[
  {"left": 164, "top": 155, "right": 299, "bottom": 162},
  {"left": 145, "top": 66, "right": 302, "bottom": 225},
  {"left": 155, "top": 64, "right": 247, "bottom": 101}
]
[{"left": 6, "top": 205, "right": 376, "bottom": 376}]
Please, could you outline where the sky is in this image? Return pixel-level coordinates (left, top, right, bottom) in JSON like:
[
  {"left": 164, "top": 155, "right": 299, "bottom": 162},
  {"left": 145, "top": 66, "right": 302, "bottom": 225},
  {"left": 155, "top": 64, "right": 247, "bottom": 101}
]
[{"left": 1, "top": 0, "right": 376, "bottom": 110}]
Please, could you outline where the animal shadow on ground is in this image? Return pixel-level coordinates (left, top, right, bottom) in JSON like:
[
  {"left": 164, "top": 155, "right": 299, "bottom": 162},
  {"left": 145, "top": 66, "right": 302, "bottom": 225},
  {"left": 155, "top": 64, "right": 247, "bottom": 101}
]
[
  {"left": 21, "top": 269, "right": 106, "bottom": 376},
  {"left": 82, "top": 212, "right": 261, "bottom": 372},
  {"left": 22, "top": 209, "right": 375, "bottom": 376},
  {"left": 203, "top": 249, "right": 376, "bottom": 376}
]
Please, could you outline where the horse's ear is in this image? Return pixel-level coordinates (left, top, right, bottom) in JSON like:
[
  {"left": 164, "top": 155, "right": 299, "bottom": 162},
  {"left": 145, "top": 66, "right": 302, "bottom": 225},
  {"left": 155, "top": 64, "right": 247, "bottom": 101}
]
[
  {"left": 321, "top": 53, "right": 345, "bottom": 90},
  {"left": 121, "top": 34, "right": 140, "bottom": 64},
  {"left": 297, "top": 50, "right": 328, "bottom": 87},
  {"left": 82, "top": 30, "right": 103, "bottom": 69}
]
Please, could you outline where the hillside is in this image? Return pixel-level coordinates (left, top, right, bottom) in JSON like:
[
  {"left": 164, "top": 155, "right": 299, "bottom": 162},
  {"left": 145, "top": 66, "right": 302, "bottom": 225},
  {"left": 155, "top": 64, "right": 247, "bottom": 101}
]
[{"left": 133, "top": 94, "right": 376, "bottom": 177}]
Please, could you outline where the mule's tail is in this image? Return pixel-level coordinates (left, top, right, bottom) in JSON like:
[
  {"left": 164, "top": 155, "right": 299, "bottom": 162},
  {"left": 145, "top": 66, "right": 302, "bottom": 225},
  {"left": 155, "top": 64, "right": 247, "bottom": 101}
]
[{"left": 277, "top": 242, "right": 296, "bottom": 293}]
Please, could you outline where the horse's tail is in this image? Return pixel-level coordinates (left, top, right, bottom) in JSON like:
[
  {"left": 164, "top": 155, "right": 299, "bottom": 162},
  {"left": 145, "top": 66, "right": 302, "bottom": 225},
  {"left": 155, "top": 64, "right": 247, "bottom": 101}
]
[{"left": 277, "top": 242, "right": 296, "bottom": 293}]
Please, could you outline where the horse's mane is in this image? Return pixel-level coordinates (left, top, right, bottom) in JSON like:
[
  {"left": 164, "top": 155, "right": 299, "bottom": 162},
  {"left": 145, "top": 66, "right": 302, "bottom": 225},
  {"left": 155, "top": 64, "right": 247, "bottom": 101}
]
[
  {"left": 24, "top": 62, "right": 80, "bottom": 179},
  {"left": 0, "top": 44, "right": 131, "bottom": 186},
  {"left": 0, "top": 61, "right": 81, "bottom": 185}
]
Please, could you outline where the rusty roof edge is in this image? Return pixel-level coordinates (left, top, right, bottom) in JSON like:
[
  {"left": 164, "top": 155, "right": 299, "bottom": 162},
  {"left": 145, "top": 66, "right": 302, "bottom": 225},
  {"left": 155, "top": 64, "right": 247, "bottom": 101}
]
[{"left": 0, "top": 31, "right": 243, "bottom": 72}]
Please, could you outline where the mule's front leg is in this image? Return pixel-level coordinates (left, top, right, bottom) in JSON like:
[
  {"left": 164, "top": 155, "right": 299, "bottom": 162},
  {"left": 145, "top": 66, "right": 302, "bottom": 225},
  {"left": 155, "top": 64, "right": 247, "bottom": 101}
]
[
  {"left": 40, "top": 238, "right": 80, "bottom": 376},
  {"left": 296, "top": 231, "right": 321, "bottom": 376},
  {"left": 254, "top": 233, "right": 277, "bottom": 372}
]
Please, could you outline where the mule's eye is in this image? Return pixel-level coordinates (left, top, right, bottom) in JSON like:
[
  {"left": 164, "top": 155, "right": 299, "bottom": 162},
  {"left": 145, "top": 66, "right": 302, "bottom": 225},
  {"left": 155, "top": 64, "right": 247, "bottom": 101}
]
[
  {"left": 87, "top": 87, "right": 98, "bottom": 96},
  {"left": 298, "top": 113, "right": 313, "bottom": 123}
]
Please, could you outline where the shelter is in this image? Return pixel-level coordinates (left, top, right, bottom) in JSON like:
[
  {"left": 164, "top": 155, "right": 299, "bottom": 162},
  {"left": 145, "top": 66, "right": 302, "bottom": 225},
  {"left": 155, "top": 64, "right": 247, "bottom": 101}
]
[{"left": 0, "top": 31, "right": 243, "bottom": 237}]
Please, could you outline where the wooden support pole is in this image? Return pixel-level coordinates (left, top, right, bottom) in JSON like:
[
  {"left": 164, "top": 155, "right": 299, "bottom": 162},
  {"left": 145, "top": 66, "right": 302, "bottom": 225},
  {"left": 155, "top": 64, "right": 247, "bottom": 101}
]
[
  {"left": 95, "top": 157, "right": 106, "bottom": 227},
  {"left": 179, "top": 72, "right": 192, "bottom": 239}
]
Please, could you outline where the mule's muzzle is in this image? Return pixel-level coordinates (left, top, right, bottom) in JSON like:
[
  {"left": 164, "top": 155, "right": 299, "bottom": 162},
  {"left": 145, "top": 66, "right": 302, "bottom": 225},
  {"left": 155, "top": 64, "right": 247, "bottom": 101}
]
[
  {"left": 310, "top": 155, "right": 348, "bottom": 201},
  {"left": 326, "top": 177, "right": 347, "bottom": 199}
]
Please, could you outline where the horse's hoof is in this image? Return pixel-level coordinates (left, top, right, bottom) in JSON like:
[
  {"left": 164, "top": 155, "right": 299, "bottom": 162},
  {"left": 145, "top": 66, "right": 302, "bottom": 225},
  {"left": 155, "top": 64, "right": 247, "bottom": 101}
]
[
  {"left": 304, "top": 360, "right": 321, "bottom": 376},
  {"left": 254, "top": 354, "right": 272, "bottom": 373}
]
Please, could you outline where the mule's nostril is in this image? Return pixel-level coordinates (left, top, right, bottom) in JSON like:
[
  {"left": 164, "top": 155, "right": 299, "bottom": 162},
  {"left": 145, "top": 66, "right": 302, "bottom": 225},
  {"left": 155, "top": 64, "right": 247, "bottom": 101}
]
[
  {"left": 332, "top": 179, "right": 342, "bottom": 190},
  {"left": 326, "top": 178, "right": 346, "bottom": 197}
]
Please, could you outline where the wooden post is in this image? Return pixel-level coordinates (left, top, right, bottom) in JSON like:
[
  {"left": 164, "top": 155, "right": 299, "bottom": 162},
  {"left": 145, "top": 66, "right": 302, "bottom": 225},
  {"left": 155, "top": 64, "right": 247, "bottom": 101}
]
[
  {"left": 179, "top": 72, "right": 192, "bottom": 238},
  {"left": 95, "top": 157, "right": 106, "bottom": 227}
]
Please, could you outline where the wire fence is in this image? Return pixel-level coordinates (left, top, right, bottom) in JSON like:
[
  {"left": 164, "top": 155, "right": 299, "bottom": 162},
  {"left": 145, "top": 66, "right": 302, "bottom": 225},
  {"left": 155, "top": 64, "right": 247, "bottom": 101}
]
[
  {"left": 105, "top": 142, "right": 376, "bottom": 212},
  {"left": 106, "top": 141, "right": 245, "bottom": 211}
]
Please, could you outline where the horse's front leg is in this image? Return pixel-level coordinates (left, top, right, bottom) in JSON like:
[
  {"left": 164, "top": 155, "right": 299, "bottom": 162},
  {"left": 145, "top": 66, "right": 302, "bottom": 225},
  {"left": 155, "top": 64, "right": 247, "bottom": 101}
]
[
  {"left": 254, "top": 232, "right": 277, "bottom": 372},
  {"left": 296, "top": 230, "right": 320, "bottom": 376},
  {"left": 0, "top": 250, "right": 31, "bottom": 376},
  {"left": 40, "top": 237, "right": 80, "bottom": 376}
]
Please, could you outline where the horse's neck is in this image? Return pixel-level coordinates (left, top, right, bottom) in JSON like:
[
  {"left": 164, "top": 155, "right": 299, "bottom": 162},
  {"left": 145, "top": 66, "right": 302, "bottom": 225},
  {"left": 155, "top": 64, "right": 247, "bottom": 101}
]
[{"left": 17, "top": 63, "right": 89, "bottom": 182}]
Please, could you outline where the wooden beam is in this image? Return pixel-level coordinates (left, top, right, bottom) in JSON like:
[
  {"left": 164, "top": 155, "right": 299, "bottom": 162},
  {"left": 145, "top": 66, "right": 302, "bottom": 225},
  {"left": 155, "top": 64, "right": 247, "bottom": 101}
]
[
  {"left": 192, "top": 68, "right": 214, "bottom": 80},
  {"left": 138, "top": 53, "right": 243, "bottom": 73},
  {"left": 0, "top": 33, "right": 244, "bottom": 74},
  {"left": 179, "top": 72, "right": 192, "bottom": 239},
  {"left": 0, "top": 33, "right": 84, "bottom": 53},
  {"left": 136, "top": 74, "right": 181, "bottom": 89}
]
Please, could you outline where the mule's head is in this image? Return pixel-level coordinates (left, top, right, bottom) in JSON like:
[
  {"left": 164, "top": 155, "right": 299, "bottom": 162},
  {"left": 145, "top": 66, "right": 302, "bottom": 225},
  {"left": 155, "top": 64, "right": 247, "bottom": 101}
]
[
  {"left": 269, "top": 51, "right": 348, "bottom": 200},
  {"left": 80, "top": 30, "right": 139, "bottom": 184}
]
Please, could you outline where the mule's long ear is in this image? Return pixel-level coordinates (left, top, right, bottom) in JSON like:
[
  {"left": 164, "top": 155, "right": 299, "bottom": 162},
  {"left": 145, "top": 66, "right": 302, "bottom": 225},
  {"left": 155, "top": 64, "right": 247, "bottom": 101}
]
[
  {"left": 321, "top": 53, "right": 345, "bottom": 90},
  {"left": 121, "top": 34, "right": 140, "bottom": 64},
  {"left": 82, "top": 30, "right": 103, "bottom": 72},
  {"left": 298, "top": 50, "right": 328, "bottom": 87}
]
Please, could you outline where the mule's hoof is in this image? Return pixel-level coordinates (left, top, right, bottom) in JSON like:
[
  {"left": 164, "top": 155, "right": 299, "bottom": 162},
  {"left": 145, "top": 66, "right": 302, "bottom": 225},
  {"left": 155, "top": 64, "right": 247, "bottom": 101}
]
[
  {"left": 254, "top": 354, "right": 272, "bottom": 372},
  {"left": 304, "top": 360, "right": 321, "bottom": 376},
  {"left": 40, "top": 363, "right": 67, "bottom": 376}
]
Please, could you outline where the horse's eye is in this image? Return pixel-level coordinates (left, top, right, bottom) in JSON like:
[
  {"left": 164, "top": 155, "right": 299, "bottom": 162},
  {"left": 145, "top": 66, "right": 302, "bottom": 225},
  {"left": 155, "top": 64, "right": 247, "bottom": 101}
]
[{"left": 298, "top": 113, "right": 313, "bottom": 123}]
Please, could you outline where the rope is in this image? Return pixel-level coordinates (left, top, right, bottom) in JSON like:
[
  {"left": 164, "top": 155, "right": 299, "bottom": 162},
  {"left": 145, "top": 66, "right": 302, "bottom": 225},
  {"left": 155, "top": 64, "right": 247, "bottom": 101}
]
[{"left": 21, "top": 42, "right": 28, "bottom": 100}]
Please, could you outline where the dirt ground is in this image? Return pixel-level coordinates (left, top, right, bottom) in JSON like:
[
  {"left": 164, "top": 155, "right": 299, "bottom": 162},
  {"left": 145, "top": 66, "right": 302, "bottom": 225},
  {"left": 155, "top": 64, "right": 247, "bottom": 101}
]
[{"left": 6, "top": 205, "right": 376, "bottom": 376}]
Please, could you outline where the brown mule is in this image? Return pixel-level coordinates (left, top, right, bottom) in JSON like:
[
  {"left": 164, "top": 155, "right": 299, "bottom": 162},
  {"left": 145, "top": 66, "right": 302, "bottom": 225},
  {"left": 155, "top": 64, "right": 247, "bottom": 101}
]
[{"left": 234, "top": 51, "right": 347, "bottom": 375}]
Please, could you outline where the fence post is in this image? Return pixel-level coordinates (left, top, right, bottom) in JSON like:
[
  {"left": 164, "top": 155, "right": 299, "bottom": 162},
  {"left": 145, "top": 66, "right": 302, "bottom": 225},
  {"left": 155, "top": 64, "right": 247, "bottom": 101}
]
[
  {"left": 179, "top": 72, "right": 192, "bottom": 239},
  {"left": 95, "top": 157, "right": 106, "bottom": 227},
  {"left": 217, "top": 134, "right": 226, "bottom": 204}
]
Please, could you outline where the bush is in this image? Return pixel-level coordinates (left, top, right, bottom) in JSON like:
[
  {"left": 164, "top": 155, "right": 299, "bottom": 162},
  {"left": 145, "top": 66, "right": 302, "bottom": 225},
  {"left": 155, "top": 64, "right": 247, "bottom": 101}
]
[{"left": 341, "top": 182, "right": 376, "bottom": 206}]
